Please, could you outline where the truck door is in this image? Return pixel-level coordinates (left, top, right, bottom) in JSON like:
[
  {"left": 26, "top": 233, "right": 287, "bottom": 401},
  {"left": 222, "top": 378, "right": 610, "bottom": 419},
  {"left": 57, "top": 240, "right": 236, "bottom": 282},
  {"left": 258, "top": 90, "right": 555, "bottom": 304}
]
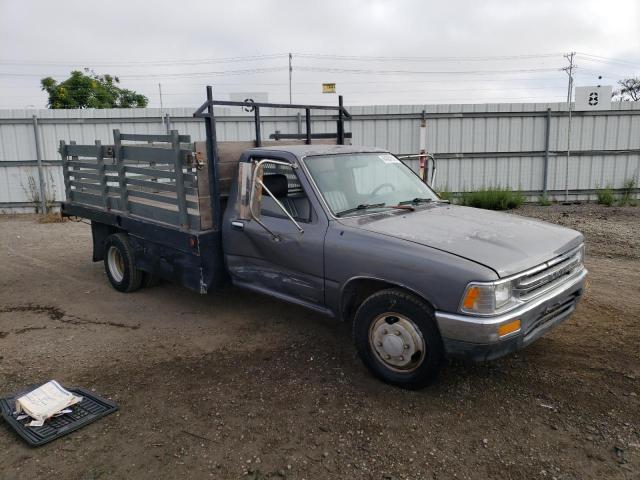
[{"left": 222, "top": 156, "right": 328, "bottom": 308}]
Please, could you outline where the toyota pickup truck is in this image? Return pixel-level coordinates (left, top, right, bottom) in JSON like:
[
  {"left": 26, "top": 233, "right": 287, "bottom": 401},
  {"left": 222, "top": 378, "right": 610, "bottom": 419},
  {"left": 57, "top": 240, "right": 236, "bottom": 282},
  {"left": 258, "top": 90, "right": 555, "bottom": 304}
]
[{"left": 60, "top": 88, "right": 587, "bottom": 389}]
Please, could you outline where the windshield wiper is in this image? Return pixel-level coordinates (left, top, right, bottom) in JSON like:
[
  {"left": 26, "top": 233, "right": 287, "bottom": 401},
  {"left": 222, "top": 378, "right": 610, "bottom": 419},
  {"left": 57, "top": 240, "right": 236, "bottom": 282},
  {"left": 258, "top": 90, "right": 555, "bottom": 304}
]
[
  {"left": 335, "top": 203, "right": 386, "bottom": 217},
  {"left": 398, "top": 197, "right": 433, "bottom": 205}
]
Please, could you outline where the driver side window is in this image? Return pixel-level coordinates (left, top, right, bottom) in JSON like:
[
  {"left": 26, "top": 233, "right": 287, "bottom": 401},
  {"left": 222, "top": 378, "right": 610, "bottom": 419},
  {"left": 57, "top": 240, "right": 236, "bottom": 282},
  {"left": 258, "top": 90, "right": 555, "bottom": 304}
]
[{"left": 260, "top": 162, "right": 312, "bottom": 222}]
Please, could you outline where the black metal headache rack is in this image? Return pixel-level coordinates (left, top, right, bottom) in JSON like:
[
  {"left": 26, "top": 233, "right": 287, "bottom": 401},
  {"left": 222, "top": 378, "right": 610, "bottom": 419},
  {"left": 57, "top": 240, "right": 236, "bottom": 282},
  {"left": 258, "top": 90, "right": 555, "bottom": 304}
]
[
  {"left": 192, "top": 85, "right": 352, "bottom": 230},
  {"left": 193, "top": 85, "right": 351, "bottom": 147}
]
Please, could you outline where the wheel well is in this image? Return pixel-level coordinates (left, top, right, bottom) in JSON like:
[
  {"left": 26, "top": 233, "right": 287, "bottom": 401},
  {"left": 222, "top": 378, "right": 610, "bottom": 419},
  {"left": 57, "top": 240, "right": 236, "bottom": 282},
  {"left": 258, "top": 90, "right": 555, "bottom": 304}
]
[{"left": 340, "top": 278, "right": 432, "bottom": 322}]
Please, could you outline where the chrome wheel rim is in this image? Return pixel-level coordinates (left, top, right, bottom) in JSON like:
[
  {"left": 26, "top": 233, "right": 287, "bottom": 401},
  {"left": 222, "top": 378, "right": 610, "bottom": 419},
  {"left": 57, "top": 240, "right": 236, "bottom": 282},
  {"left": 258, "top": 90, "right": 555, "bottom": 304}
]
[
  {"left": 107, "top": 246, "right": 125, "bottom": 283},
  {"left": 369, "top": 312, "right": 426, "bottom": 372}
]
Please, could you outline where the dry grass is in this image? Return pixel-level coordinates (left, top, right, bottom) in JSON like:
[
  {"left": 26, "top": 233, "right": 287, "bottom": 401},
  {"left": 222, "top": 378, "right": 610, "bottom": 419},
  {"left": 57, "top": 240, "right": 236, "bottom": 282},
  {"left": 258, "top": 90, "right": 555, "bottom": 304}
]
[{"left": 37, "top": 212, "right": 65, "bottom": 224}]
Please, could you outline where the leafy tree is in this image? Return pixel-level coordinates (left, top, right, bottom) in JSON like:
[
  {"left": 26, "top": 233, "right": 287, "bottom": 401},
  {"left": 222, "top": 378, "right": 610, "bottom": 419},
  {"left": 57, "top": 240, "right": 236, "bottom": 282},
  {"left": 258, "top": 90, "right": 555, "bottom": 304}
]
[
  {"left": 612, "top": 77, "right": 640, "bottom": 101},
  {"left": 41, "top": 69, "right": 148, "bottom": 108}
]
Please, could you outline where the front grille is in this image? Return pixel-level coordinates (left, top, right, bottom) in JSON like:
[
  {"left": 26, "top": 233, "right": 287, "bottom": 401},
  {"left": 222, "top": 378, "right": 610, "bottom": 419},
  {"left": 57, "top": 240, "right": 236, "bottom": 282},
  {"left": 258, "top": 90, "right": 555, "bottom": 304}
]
[
  {"left": 514, "top": 246, "right": 583, "bottom": 302},
  {"left": 524, "top": 293, "right": 579, "bottom": 338}
]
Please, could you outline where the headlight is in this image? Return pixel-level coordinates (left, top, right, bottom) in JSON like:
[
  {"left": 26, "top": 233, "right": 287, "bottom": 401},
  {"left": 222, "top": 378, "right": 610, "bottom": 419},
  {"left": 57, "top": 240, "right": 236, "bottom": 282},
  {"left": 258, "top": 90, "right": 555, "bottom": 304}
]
[{"left": 460, "top": 280, "right": 517, "bottom": 315}]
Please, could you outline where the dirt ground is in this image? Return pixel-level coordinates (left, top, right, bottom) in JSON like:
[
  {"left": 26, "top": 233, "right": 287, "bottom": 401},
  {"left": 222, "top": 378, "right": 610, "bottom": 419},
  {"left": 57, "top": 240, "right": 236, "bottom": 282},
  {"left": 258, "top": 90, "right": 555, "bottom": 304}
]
[{"left": 0, "top": 204, "right": 639, "bottom": 480}]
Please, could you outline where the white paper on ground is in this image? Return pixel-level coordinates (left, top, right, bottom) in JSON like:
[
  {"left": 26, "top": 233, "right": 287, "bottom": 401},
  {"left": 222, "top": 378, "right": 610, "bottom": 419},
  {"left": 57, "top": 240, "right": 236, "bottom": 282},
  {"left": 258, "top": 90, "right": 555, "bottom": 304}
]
[
  {"left": 53, "top": 409, "right": 73, "bottom": 417},
  {"left": 15, "top": 380, "right": 82, "bottom": 426}
]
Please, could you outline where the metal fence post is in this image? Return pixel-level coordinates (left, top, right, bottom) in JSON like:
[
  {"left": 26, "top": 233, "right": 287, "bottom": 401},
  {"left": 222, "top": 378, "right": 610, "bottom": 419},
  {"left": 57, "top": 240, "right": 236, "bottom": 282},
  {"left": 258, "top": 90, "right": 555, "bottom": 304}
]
[
  {"left": 60, "top": 140, "right": 70, "bottom": 201},
  {"left": 542, "top": 108, "right": 551, "bottom": 196},
  {"left": 31, "top": 115, "right": 47, "bottom": 214},
  {"left": 565, "top": 102, "right": 573, "bottom": 202},
  {"left": 337, "top": 95, "right": 344, "bottom": 145},
  {"left": 305, "top": 109, "right": 311, "bottom": 144}
]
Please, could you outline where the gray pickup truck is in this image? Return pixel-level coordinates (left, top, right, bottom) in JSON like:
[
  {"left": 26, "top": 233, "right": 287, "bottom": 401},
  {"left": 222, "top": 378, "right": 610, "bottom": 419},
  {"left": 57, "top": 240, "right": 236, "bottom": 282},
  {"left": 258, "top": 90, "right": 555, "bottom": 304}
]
[{"left": 61, "top": 90, "right": 587, "bottom": 389}]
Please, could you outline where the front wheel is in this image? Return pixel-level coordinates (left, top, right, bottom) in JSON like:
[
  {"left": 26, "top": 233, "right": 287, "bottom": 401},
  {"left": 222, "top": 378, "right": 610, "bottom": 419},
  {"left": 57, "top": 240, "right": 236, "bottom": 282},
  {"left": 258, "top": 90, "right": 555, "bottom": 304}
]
[{"left": 353, "top": 289, "right": 445, "bottom": 389}]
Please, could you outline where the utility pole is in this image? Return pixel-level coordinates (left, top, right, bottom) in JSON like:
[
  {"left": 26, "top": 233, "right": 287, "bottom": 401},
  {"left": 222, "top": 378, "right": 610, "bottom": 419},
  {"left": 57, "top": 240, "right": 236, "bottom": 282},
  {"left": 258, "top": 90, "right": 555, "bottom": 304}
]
[
  {"left": 562, "top": 52, "right": 576, "bottom": 203},
  {"left": 288, "top": 53, "right": 293, "bottom": 104},
  {"left": 158, "top": 83, "right": 164, "bottom": 111}
]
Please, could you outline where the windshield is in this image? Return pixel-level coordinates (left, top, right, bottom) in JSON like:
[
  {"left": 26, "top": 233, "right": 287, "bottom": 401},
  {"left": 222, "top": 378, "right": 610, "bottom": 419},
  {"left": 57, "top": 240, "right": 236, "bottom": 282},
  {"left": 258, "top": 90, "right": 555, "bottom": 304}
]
[{"left": 303, "top": 152, "right": 439, "bottom": 216}]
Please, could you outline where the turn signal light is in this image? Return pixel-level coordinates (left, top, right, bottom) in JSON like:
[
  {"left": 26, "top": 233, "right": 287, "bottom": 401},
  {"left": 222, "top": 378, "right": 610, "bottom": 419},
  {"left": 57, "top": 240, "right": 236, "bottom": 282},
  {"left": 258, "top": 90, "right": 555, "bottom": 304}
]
[
  {"left": 462, "top": 286, "right": 480, "bottom": 309},
  {"left": 498, "top": 319, "right": 521, "bottom": 337}
]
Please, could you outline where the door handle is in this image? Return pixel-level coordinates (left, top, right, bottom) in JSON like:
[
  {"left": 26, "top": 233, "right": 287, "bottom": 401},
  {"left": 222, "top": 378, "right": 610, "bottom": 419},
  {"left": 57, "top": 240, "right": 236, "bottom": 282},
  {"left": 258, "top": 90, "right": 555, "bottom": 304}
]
[{"left": 231, "top": 220, "right": 244, "bottom": 231}]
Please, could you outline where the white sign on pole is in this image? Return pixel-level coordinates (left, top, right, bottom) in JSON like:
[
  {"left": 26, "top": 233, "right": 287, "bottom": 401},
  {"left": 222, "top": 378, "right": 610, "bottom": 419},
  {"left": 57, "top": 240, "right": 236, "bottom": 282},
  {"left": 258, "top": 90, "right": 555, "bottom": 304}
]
[{"left": 574, "top": 85, "right": 612, "bottom": 111}]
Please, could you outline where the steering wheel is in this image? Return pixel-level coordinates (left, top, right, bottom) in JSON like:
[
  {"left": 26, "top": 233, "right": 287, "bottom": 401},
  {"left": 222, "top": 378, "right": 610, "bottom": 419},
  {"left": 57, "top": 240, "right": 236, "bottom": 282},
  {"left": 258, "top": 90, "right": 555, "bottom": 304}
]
[{"left": 370, "top": 183, "right": 396, "bottom": 196}]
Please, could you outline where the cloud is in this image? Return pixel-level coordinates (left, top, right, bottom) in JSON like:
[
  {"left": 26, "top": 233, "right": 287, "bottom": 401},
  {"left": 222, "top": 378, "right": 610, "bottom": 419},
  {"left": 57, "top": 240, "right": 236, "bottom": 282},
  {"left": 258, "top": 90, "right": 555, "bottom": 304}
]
[{"left": 0, "top": 0, "right": 638, "bottom": 108}]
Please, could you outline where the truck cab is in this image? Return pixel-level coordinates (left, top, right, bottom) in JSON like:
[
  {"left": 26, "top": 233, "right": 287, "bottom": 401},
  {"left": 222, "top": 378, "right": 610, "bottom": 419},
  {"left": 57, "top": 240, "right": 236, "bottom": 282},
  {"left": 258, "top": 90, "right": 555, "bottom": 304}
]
[{"left": 223, "top": 144, "right": 587, "bottom": 389}]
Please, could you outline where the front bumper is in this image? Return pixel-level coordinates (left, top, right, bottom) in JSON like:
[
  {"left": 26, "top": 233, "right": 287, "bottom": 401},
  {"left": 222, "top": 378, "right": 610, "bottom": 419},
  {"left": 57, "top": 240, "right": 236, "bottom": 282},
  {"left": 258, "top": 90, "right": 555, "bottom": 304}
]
[{"left": 435, "top": 268, "right": 587, "bottom": 361}]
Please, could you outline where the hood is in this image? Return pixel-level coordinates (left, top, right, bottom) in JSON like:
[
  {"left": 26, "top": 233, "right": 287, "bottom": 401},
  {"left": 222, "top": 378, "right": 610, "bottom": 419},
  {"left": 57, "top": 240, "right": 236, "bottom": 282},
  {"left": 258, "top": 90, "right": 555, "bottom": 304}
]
[{"left": 338, "top": 204, "right": 584, "bottom": 277}]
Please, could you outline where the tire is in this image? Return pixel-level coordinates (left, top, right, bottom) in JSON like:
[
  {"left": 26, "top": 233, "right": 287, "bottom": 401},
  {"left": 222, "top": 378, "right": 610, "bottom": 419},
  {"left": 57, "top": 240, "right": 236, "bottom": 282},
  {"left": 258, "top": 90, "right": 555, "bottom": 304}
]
[
  {"left": 353, "top": 288, "right": 445, "bottom": 389},
  {"left": 103, "top": 233, "right": 143, "bottom": 293}
]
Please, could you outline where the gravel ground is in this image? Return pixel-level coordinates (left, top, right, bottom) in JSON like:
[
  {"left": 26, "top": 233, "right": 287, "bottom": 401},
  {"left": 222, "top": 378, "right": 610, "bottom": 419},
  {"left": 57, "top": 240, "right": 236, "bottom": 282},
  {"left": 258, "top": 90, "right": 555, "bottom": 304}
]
[
  {"left": 516, "top": 204, "right": 640, "bottom": 260},
  {"left": 0, "top": 205, "right": 639, "bottom": 480}
]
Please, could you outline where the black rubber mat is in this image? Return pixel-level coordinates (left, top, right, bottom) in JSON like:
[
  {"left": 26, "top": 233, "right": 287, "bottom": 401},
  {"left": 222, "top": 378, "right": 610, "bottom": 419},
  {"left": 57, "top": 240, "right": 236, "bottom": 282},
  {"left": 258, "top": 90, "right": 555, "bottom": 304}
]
[{"left": 0, "top": 385, "right": 118, "bottom": 447}]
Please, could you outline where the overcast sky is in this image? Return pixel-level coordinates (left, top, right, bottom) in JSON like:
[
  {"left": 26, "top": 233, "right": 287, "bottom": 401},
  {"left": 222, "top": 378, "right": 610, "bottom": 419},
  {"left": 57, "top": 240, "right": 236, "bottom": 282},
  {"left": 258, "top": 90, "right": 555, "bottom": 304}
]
[{"left": 1, "top": 0, "right": 639, "bottom": 109}]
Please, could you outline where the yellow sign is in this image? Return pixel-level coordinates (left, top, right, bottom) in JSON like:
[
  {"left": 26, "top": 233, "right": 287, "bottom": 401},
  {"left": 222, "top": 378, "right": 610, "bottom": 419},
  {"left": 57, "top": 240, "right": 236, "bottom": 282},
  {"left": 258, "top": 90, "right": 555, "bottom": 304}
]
[{"left": 322, "top": 83, "right": 336, "bottom": 94}]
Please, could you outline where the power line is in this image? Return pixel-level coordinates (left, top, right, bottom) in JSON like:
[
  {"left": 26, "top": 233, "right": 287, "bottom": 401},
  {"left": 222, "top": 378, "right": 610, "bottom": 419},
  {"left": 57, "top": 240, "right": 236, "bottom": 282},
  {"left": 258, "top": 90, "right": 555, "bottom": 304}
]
[
  {"left": 0, "top": 66, "right": 289, "bottom": 79},
  {"left": 576, "top": 52, "right": 640, "bottom": 68},
  {"left": 0, "top": 53, "right": 287, "bottom": 67},
  {"left": 292, "top": 52, "right": 564, "bottom": 62},
  {"left": 296, "top": 66, "right": 563, "bottom": 76},
  {"left": 0, "top": 74, "right": 571, "bottom": 88},
  {"left": 163, "top": 85, "right": 568, "bottom": 95},
  {"left": 2, "top": 83, "right": 568, "bottom": 98},
  {"left": 121, "top": 76, "right": 568, "bottom": 86},
  {"left": 1, "top": 51, "right": 634, "bottom": 74},
  {"left": 294, "top": 92, "right": 567, "bottom": 100},
  {"left": 0, "top": 78, "right": 569, "bottom": 93},
  {"left": 576, "top": 68, "right": 634, "bottom": 79},
  {"left": 121, "top": 66, "right": 288, "bottom": 79},
  {"left": 0, "top": 52, "right": 568, "bottom": 67}
]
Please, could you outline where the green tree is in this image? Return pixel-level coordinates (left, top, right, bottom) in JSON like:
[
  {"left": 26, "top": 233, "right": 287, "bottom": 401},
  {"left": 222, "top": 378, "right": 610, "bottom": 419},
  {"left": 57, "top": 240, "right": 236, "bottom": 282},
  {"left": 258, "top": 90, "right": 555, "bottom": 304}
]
[
  {"left": 41, "top": 69, "right": 148, "bottom": 108},
  {"left": 612, "top": 77, "right": 640, "bottom": 101}
]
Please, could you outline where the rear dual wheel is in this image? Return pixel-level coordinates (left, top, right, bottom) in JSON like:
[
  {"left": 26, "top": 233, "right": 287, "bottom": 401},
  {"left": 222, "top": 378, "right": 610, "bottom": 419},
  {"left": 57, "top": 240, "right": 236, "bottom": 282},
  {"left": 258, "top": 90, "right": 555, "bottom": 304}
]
[
  {"left": 353, "top": 289, "right": 445, "bottom": 389},
  {"left": 104, "top": 233, "right": 160, "bottom": 293},
  {"left": 104, "top": 233, "right": 143, "bottom": 292},
  {"left": 104, "top": 234, "right": 161, "bottom": 292}
]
